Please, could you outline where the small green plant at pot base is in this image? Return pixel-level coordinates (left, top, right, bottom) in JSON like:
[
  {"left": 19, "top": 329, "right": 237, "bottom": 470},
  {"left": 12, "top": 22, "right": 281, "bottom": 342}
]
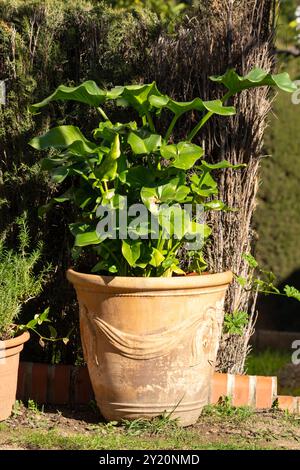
[
  {"left": 202, "top": 396, "right": 253, "bottom": 421},
  {"left": 0, "top": 214, "right": 69, "bottom": 344},
  {"left": 122, "top": 413, "right": 179, "bottom": 436},
  {"left": 29, "top": 68, "right": 296, "bottom": 276}
]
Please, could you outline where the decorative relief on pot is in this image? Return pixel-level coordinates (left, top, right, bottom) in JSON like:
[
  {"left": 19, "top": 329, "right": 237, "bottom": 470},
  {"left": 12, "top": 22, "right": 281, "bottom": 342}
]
[
  {"left": 78, "top": 300, "right": 226, "bottom": 365},
  {"left": 191, "top": 299, "right": 225, "bottom": 367},
  {"left": 93, "top": 313, "right": 205, "bottom": 360}
]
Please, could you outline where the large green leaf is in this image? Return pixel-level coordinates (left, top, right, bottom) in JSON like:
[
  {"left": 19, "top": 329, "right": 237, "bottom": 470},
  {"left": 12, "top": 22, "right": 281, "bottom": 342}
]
[
  {"left": 141, "top": 178, "right": 190, "bottom": 213},
  {"left": 122, "top": 239, "right": 142, "bottom": 266},
  {"left": 210, "top": 68, "right": 297, "bottom": 94},
  {"left": 158, "top": 205, "right": 191, "bottom": 239},
  {"left": 190, "top": 172, "right": 218, "bottom": 198},
  {"left": 186, "top": 221, "right": 212, "bottom": 240},
  {"left": 121, "top": 166, "right": 155, "bottom": 187},
  {"left": 29, "top": 125, "right": 98, "bottom": 156},
  {"left": 203, "top": 100, "right": 236, "bottom": 115},
  {"left": 160, "top": 142, "right": 204, "bottom": 170},
  {"left": 75, "top": 230, "right": 100, "bottom": 247},
  {"left": 199, "top": 160, "right": 246, "bottom": 170},
  {"left": 149, "top": 95, "right": 235, "bottom": 117},
  {"left": 93, "top": 121, "right": 137, "bottom": 142},
  {"left": 149, "top": 247, "right": 165, "bottom": 267},
  {"left": 94, "top": 159, "right": 117, "bottom": 182},
  {"left": 51, "top": 166, "right": 69, "bottom": 183},
  {"left": 113, "top": 82, "right": 163, "bottom": 116},
  {"left": 128, "top": 132, "right": 162, "bottom": 154},
  {"left": 30, "top": 81, "right": 106, "bottom": 113},
  {"left": 94, "top": 135, "right": 120, "bottom": 182}
]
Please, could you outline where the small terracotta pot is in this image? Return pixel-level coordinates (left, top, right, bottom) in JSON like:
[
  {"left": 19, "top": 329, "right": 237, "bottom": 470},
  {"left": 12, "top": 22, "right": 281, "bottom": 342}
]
[
  {"left": 67, "top": 270, "right": 232, "bottom": 426},
  {"left": 0, "top": 331, "right": 30, "bottom": 421}
]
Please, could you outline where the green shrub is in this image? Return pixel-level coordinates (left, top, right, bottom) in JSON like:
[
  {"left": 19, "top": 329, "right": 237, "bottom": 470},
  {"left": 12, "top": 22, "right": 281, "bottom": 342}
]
[
  {"left": 245, "top": 349, "right": 290, "bottom": 377},
  {"left": 0, "top": 216, "right": 48, "bottom": 339}
]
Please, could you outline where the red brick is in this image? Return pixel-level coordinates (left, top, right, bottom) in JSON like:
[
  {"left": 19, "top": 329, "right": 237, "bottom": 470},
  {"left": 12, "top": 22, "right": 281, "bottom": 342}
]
[
  {"left": 53, "top": 364, "right": 71, "bottom": 404},
  {"left": 232, "top": 375, "right": 250, "bottom": 406},
  {"left": 16, "top": 362, "right": 25, "bottom": 399},
  {"left": 31, "top": 363, "right": 48, "bottom": 404},
  {"left": 74, "top": 366, "right": 94, "bottom": 404},
  {"left": 256, "top": 376, "right": 274, "bottom": 409},
  {"left": 210, "top": 373, "right": 227, "bottom": 404},
  {"left": 277, "top": 395, "right": 297, "bottom": 413}
]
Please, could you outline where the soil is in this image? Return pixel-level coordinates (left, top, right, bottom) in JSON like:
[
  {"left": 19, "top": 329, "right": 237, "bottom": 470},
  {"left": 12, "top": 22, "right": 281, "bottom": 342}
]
[{"left": 1, "top": 403, "right": 300, "bottom": 450}]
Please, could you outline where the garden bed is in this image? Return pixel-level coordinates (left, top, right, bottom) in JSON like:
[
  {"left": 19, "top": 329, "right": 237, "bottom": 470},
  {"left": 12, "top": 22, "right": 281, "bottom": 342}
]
[{"left": 1, "top": 402, "right": 300, "bottom": 450}]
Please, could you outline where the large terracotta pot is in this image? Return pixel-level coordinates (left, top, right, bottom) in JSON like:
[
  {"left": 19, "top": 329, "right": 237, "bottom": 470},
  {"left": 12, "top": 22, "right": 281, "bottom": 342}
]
[
  {"left": 0, "top": 331, "right": 30, "bottom": 421},
  {"left": 67, "top": 270, "right": 232, "bottom": 426}
]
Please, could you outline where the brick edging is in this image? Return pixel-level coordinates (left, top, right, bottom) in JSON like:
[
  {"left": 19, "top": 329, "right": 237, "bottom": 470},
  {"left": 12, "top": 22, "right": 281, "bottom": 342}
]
[
  {"left": 16, "top": 362, "right": 297, "bottom": 413},
  {"left": 17, "top": 362, "right": 94, "bottom": 405}
]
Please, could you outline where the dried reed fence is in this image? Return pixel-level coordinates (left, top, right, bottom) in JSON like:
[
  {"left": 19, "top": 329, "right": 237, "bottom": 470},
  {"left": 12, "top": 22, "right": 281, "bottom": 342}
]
[{"left": 144, "top": 0, "right": 276, "bottom": 373}]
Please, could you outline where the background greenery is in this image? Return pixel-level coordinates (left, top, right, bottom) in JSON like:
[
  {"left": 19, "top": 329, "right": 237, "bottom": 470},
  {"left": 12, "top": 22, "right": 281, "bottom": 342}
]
[{"left": 254, "top": 0, "right": 300, "bottom": 330}]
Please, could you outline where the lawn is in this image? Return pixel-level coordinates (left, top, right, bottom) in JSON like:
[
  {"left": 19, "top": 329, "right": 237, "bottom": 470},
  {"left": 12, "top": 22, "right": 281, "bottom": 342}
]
[{"left": 1, "top": 400, "right": 300, "bottom": 450}]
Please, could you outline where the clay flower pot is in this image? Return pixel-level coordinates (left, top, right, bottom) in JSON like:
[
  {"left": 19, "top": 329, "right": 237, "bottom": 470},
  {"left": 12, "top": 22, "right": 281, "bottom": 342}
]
[
  {"left": 67, "top": 269, "right": 232, "bottom": 426},
  {"left": 0, "top": 331, "right": 30, "bottom": 421}
]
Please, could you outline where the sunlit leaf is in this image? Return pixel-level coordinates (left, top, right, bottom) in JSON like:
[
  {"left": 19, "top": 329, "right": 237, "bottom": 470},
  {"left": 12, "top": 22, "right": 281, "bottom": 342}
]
[
  {"left": 161, "top": 142, "right": 204, "bottom": 169},
  {"left": 128, "top": 132, "right": 162, "bottom": 154},
  {"left": 29, "top": 126, "right": 98, "bottom": 156},
  {"left": 210, "top": 68, "right": 297, "bottom": 94},
  {"left": 30, "top": 81, "right": 106, "bottom": 113},
  {"left": 122, "top": 239, "right": 142, "bottom": 266}
]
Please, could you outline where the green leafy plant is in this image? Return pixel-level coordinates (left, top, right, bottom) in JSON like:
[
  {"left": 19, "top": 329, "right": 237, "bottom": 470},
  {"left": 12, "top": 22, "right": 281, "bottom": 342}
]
[
  {"left": 122, "top": 413, "right": 179, "bottom": 436},
  {"left": 236, "top": 253, "right": 300, "bottom": 302},
  {"left": 0, "top": 215, "right": 69, "bottom": 342},
  {"left": 29, "top": 68, "right": 296, "bottom": 277},
  {"left": 223, "top": 310, "right": 249, "bottom": 335},
  {"left": 203, "top": 397, "right": 253, "bottom": 421}
]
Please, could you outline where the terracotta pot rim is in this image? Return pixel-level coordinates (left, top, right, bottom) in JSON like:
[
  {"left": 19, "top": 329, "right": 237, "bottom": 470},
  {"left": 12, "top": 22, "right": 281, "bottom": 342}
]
[
  {"left": 67, "top": 268, "right": 233, "bottom": 291},
  {"left": 1, "top": 330, "right": 30, "bottom": 349}
]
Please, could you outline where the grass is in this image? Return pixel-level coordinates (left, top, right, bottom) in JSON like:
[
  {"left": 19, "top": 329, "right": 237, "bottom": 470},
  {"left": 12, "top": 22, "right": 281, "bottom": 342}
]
[
  {"left": 202, "top": 397, "right": 254, "bottom": 422},
  {"left": 0, "top": 421, "right": 270, "bottom": 451},
  {"left": 245, "top": 349, "right": 291, "bottom": 377},
  {"left": 2, "top": 400, "right": 300, "bottom": 450}
]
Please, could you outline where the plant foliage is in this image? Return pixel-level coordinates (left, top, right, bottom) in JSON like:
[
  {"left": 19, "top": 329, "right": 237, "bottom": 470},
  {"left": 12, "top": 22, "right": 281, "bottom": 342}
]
[
  {"left": 0, "top": 216, "right": 48, "bottom": 339},
  {"left": 29, "top": 69, "right": 296, "bottom": 277}
]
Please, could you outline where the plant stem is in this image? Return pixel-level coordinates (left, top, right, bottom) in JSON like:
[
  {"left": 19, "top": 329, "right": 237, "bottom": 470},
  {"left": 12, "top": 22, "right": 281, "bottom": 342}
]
[
  {"left": 187, "top": 111, "right": 213, "bottom": 142},
  {"left": 146, "top": 111, "right": 156, "bottom": 133},
  {"left": 187, "top": 91, "right": 234, "bottom": 142},
  {"left": 100, "top": 244, "right": 120, "bottom": 270},
  {"left": 165, "top": 115, "right": 179, "bottom": 142},
  {"left": 97, "top": 107, "right": 110, "bottom": 121},
  {"left": 221, "top": 91, "right": 233, "bottom": 104}
]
